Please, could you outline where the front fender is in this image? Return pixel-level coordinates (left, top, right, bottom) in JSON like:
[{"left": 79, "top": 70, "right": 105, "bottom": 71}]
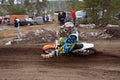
[{"left": 42, "top": 44, "right": 55, "bottom": 51}]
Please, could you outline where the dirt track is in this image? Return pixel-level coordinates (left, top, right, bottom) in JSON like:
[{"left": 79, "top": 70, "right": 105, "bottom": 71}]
[
  {"left": 0, "top": 23, "right": 120, "bottom": 80},
  {"left": 0, "top": 40, "right": 120, "bottom": 80}
]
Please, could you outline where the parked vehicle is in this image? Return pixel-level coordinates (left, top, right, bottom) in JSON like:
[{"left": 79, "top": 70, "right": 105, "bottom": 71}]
[
  {"left": 75, "top": 10, "right": 86, "bottom": 19},
  {"left": 25, "top": 18, "right": 35, "bottom": 25},
  {"left": 19, "top": 19, "right": 28, "bottom": 26},
  {"left": 8, "top": 15, "right": 28, "bottom": 25},
  {"left": 0, "top": 17, "right": 2, "bottom": 24},
  {"left": 33, "top": 17, "right": 44, "bottom": 25},
  {"left": 2, "top": 17, "right": 10, "bottom": 24}
]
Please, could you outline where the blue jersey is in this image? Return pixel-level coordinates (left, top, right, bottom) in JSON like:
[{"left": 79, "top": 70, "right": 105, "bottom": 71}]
[{"left": 59, "top": 35, "right": 77, "bottom": 54}]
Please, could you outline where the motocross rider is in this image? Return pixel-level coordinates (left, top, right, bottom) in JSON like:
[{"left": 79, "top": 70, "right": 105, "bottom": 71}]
[
  {"left": 41, "top": 34, "right": 78, "bottom": 58},
  {"left": 41, "top": 22, "right": 78, "bottom": 58}
]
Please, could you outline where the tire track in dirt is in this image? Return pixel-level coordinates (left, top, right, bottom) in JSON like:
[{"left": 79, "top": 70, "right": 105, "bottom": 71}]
[{"left": 0, "top": 44, "right": 120, "bottom": 80}]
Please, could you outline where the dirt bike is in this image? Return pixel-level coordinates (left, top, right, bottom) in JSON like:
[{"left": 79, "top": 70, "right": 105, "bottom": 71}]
[
  {"left": 41, "top": 34, "right": 96, "bottom": 58},
  {"left": 42, "top": 42, "right": 95, "bottom": 57}
]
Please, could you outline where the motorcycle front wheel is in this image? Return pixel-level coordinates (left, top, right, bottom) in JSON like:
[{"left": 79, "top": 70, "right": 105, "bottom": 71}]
[
  {"left": 41, "top": 48, "right": 56, "bottom": 58},
  {"left": 43, "top": 48, "right": 55, "bottom": 54}
]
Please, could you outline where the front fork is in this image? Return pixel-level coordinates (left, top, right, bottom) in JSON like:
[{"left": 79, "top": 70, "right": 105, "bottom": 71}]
[{"left": 54, "top": 49, "right": 59, "bottom": 56}]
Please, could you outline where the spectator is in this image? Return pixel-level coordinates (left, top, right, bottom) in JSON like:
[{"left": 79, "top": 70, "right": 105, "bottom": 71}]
[
  {"left": 115, "top": 13, "right": 120, "bottom": 26},
  {"left": 84, "top": 14, "right": 88, "bottom": 24},
  {"left": 14, "top": 18, "right": 22, "bottom": 39},
  {"left": 62, "top": 11, "right": 66, "bottom": 20},
  {"left": 58, "top": 11, "right": 65, "bottom": 25},
  {"left": 42, "top": 15, "right": 46, "bottom": 24},
  {"left": 70, "top": 10, "right": 76, "bottom": 25},
  {"left": 46, "top": 15, "right": 49, "bottom": 22},
  {"left": 48, "top": 14, "right": 53, "bottom": 23}
]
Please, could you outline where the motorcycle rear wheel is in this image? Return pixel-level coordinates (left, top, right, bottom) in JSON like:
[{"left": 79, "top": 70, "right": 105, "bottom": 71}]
[
  {"left": 86, "top": 48, "right": 96, "bottom": 55},
  {"left": 80, "top": 48, "right": 96, "bottom": 55}
]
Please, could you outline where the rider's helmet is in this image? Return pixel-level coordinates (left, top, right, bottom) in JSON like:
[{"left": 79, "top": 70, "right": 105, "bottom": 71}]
[{"left": 64, "top": 22, "right": 74, "bottom": 31}]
